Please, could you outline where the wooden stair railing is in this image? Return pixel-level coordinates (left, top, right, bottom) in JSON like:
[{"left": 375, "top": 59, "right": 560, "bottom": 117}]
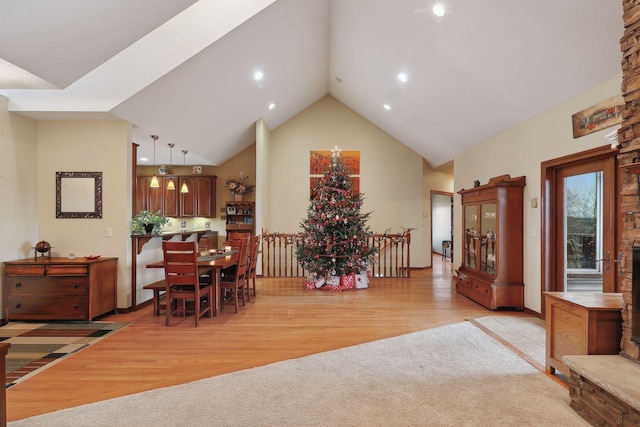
[{"left": 260, "top": 229, "right": 411, "bottom": 278}]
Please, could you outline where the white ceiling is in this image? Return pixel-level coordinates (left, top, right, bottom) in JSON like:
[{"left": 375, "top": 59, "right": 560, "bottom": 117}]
[{"left": 0, "top": 0, "right": 623, "bottom": 169}]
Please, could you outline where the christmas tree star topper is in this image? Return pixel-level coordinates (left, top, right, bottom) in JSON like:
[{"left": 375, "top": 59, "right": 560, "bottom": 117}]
[{"left": 330, "top": 145, "right": 342, "bottom": 158}]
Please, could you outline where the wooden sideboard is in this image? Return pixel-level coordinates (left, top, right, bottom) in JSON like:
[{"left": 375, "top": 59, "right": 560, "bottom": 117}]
[
  {"left": 545, "top": 292, "right": 623, "bottom": 377},
  {"left": 3, "top": 257, "right": 118, "bottom": 321}
]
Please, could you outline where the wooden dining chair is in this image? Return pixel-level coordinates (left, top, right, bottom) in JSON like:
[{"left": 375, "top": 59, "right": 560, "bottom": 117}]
[
  {"left": 197, "top": 237, "right": 210, "bottom": 255},
  {"left": 237, "top": 235, "right": 256, "bottom": 302},
  {"left": 246, "top": 235, "right": 260, "bottom": 298},
  {"left": 221, "top": 233, "right": 250, "bottom": 296},
  {"left": 162, "top": 240, "right": 214, "bottom": 327},
  {"left": 220, "top": 236, "right": 249, "bottom": 313}
]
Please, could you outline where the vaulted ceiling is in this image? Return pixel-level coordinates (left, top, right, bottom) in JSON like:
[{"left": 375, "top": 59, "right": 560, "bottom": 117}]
[{"left": 0, "top": 0, "right": 623, "bottom": 169}]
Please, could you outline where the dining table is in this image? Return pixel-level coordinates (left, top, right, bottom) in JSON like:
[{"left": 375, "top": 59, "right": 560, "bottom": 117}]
[{"left": 146, "top": 250, "right": 238, "bottom": 316}]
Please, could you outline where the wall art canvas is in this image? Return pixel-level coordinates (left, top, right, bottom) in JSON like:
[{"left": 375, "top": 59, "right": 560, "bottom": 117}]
[
  {"left": 310, "top": 150, "right": 360, "bottom": 198},
  {"left": 572, "top": 95, "right": 624, "bottom": 138},
  {"left": 310, "top": 150, "right": 360, "bottom": 174}
]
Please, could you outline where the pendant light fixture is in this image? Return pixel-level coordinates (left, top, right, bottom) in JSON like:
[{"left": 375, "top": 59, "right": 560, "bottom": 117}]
[
  {"left": 149, "top": 135, "right": 160, "bottom": 188},
  {"left": 181, "top": 150, "right": 189, "bottom": 193},
  {"left": 166, "top": 143, "right": 176, "bottom": 190}
]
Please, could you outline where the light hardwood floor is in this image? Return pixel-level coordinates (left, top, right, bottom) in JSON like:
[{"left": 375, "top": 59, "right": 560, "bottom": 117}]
[{"left": 6, "top": 256, "right": 529, "bottom": 422}]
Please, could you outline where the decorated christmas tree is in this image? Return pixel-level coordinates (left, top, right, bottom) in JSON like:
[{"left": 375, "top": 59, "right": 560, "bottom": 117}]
[{"left": 296, "top": 146, "right": 377, "bottom": 289}]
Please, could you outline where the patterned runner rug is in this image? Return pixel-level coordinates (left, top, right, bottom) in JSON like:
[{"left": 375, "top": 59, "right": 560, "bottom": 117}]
[{"left": 1, "top": 321, "right": 130, "bottom": 389}]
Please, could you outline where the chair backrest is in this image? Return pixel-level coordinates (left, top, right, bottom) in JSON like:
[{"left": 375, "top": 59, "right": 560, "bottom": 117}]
[
  {"left": 197, "top": 238, "right": 210, "bottom": 255},
  {"left": 226, "top": 232, "right": 250, "bottom": 244},
  {"left": 227, "top": 236, "right": 250, "bottom": 280},
  {"left": 163, "top": 241, "right": 200, "bottom": 287},
  {"left": 248, "top": 235, "right": 260, "bottom": 276}
]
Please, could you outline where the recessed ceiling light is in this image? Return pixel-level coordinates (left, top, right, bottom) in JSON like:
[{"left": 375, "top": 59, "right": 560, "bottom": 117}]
[
  {"left": 432, "top": 4, "right": 445, "bottom": 17},
  {"left": 268, "top": 103, "right": 276, "bottom": 110},
  {"left": 398, "top": 72, "right": 408, "bottom": 83},
  {"left": 254, "top": 70, "right": 263, "bottom": 81},
  {"left": 383, "top": 104, "right": 391, "bottom": 111}
]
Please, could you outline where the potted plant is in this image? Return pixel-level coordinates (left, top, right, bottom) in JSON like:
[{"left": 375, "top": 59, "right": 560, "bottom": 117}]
[{"left": 131, "top": 210, "right": 169, "bottom": 235}]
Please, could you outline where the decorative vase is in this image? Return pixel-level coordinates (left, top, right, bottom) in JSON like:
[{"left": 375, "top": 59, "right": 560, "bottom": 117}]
[
  {"left": 234, "top": 193, "right": 243, "bottom": 201},
  {"left": 144, "top": 224, "right": 154, "bottom": 234}
]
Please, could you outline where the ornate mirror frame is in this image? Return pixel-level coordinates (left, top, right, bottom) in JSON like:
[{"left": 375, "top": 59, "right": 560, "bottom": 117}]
[{"left": 55, "top": 171, "right": 103, "bottom": 219}]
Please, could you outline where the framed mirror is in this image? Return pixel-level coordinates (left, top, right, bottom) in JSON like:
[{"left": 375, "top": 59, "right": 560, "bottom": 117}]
[{"left": 56, "top": 171, "right": 102, "bottom": 219}]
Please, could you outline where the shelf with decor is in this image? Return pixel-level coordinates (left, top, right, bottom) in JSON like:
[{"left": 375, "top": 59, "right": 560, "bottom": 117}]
[{"left": 225, "top": 201, "right": 255, "bottom": 236}]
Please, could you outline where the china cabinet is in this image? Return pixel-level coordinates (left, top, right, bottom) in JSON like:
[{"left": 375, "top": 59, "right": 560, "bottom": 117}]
[{"left": 456, "top": 174, "right": 525, "bottom": 310}]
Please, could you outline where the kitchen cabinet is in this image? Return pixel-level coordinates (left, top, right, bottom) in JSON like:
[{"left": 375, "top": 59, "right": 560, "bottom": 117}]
[{"left": 136, "top": 175, "right": 216, "bottom": 218}]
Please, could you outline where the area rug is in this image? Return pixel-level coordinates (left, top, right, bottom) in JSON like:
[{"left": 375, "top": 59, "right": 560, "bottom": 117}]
[
  {"left": 1, "top": 321, "right": 130, "bottom": 389},
  {"left": 8, "top": 321, "right": 589, "bottom": 427}
]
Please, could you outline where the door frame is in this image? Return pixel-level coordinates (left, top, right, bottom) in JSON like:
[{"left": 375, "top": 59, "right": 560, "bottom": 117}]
[
  {"left": 541, "top": 145, "right": 619, "bottom": 313},
  {"left": 430, "top": 190, "right": 453, "bottom": 259}
]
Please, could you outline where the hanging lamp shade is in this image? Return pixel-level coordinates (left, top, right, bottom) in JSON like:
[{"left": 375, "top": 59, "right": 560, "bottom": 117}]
[
  {"left": 181, "top": 150, "right": 189, "bottom": 193},
  {"left": 150, "top": 135, "right": 160, "bottom": 188},
  {"left": 167, "top": 143, "right": 176, "bottom": 190}
]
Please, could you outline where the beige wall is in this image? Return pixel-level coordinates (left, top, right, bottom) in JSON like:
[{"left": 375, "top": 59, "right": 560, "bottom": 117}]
[
  {"left": 36, "top": 120, "right": 132, "bottom": 308},
  {"left": 0, "top": 96, "right": 39, "bottom": 317},
  {"left": 454, "top": 73, "right": 623, "bottom": 313},
  {"left": 267, "top": 95, "right": 453, "bottom": 268}
]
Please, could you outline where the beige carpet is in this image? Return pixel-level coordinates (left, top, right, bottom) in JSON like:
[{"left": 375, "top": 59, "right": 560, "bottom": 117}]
[
  {"left": 9, "top": 321, "right": 588, "bottom": 427},
  {"left": 471, "top": 315, "right": 547, "bottom": 371}
]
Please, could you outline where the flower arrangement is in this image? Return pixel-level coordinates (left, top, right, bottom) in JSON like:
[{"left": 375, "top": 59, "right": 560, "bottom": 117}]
[
  {"left": 225, "top": 173, "right": 255, "bottom": 195},
  {"left": 131, "top": 210, "right": 169, "bottom": 235}
]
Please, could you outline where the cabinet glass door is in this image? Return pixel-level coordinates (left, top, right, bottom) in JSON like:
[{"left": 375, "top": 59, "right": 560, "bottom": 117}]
[
  {"left": 480, "top": 203, "right": 497, "bottom": 275},
  {"left": 464, "top": 205, "right": 478, "bottom": 268}
]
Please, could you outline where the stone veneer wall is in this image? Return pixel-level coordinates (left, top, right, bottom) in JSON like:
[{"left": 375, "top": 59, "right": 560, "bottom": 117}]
[
  {"left": 568, "top": 370, "right": 640, "bottom": 426},
  {"left": 566, "top": 5, "right": 640, "bottom": 425},
  {"left": 620, "top": 0, "right": 640, "bottom": 362}
]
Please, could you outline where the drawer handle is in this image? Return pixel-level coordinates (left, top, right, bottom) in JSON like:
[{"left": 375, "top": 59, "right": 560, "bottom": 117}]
[
  {"left": 73, "top": 304, "right": 79, "bottom": 309},
  {"left": 14, "top": 303, "right": 21, "bottom": 308},
  {"left": 14, "top": 283, "right": 21, "bottom": 288},
  {"left": 73, "top": 283, "right": 79, "bottom": 288}
]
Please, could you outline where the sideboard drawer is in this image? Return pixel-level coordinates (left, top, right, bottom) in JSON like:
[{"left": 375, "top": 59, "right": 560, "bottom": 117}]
[
  {"left": 8, "top": 277, "right": 88, "bottom": 295},
  {"left": 46, "top": 265, "right": 88, "bottom": 276},
  {"left": 4, "top": 265, "right": 45, "bottom": 276},
  {"left": 8, "top": 294, "right": 87, "bottom": 320},
  {"left": 472, "top": 281, "right": 492, "bottom": 307},
  {"left": 456, "top": 276, "right": 472, "bottom": 292}
]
